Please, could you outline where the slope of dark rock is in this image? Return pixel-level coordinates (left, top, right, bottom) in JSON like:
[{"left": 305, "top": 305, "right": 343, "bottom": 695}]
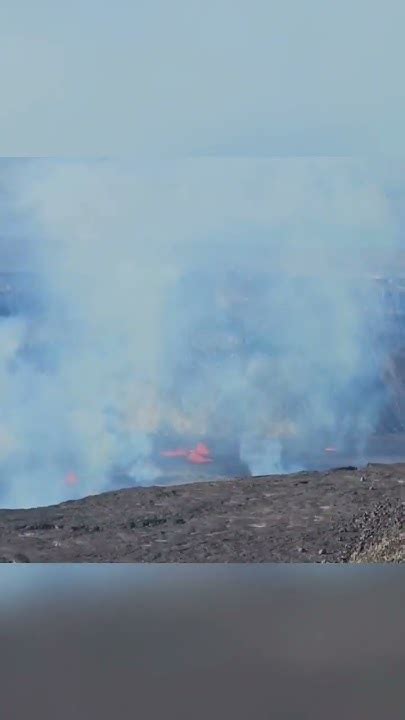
[{"left": 0, "top": 463, "right": 403, "bottom": 562}]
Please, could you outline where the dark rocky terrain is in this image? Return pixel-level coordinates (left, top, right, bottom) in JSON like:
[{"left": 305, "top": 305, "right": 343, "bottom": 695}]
[{"left": 0, "top": 462, "right": 403, "bottom": 562}]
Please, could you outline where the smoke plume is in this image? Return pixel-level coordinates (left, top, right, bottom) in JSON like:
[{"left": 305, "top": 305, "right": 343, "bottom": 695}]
[{"left": 0, "top": 158, "right": 400, "bottom": 507}]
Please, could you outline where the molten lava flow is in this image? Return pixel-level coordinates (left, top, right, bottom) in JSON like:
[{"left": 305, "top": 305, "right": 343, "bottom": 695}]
[
  {"left": 65, "top": 471, "right": 79, "bottom": 487},
  {"left": 187, "top": 443, "right": 212, "bottom": 464},
  {"left": 194, "top": 442, "right": 211, "bottom": 457},
  {"left": 161, "top": 442, "right": 213, "bottom": 464}
]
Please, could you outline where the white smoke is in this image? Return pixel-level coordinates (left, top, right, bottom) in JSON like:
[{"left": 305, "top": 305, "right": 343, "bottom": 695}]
[{"left": 0, "top": 157, "right": 400, "bottom": 507}]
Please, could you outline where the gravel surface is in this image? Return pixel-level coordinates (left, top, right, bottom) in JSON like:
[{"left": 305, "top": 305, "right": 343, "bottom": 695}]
[{"left": 0, "top": 463, "right": 403, "bottom": 562}]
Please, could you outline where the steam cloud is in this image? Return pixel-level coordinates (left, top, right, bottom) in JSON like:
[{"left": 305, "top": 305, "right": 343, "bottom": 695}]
[{"left": 0, "top": 158, "right": 400, "bottom": 508}]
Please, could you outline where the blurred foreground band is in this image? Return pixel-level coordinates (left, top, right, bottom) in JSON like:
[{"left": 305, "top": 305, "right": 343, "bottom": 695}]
[{"left": 0, "top": 566, "right": 403, "bottom": 719}]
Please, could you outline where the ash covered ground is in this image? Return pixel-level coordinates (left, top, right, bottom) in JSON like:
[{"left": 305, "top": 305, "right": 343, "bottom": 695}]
[{"left": 0, "top": 461, "right": 403, "bottom": 562}]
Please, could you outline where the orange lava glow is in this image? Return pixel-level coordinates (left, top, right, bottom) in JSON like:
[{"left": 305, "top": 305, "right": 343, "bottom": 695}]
[
  {"left": 65, "top": 471, "right": 79, "bottom": 487},
  {"left": 161, "top": 442, "right": 213, "bottom": 464}
]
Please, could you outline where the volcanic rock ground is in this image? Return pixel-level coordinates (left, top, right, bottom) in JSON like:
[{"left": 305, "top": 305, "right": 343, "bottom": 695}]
[{"left": 0, "top": 462, "right": 403, "bottom": 562}]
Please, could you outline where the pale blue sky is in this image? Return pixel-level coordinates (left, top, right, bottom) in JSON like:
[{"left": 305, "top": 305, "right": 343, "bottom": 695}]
[{"left": 0, "top": 1, "right": 404, "bottom": 155}]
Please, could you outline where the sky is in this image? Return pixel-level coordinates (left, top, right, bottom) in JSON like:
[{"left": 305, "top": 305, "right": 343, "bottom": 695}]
[{"left": 0, "top": 1, "right": 404, "bottom": 156}]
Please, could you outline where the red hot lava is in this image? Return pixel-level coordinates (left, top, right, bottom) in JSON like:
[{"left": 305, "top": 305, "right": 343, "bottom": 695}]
[
  {"left": 65, "top": 471, "right": 79, "bottom": 487},
  {"left": 160, "top": 442, "right": 213, "bottom": 464}
]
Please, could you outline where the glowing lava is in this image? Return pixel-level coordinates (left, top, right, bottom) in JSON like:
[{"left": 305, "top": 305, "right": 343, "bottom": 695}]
[
  {"left": 65, "top": 471, "right": 79, "bottom": 487},
  {"left": 161, "top": 442, "right": 213, "bottom": 464}
]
